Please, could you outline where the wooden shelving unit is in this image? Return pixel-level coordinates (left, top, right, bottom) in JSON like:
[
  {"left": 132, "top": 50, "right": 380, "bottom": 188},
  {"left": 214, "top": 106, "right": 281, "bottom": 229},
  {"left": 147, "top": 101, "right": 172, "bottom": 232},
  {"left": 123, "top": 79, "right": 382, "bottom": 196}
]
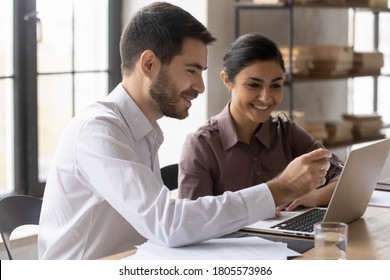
[{"left": 234, "top": 0, "right": 390, "bottom": 147}]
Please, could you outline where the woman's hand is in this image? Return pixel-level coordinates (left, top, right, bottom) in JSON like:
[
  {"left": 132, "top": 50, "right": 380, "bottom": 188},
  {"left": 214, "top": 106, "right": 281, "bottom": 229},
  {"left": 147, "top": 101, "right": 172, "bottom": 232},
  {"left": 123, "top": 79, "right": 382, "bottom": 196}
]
[{"left": 284, "top": 181, "right": 337, "bottom": 211}]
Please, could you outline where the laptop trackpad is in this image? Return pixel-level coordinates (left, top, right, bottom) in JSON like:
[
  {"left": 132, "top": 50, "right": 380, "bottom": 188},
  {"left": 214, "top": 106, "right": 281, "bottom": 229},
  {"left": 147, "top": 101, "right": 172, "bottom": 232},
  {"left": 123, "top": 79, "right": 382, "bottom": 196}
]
[{"left": 245, "top": 210, "right": 306, "bottom": 229}]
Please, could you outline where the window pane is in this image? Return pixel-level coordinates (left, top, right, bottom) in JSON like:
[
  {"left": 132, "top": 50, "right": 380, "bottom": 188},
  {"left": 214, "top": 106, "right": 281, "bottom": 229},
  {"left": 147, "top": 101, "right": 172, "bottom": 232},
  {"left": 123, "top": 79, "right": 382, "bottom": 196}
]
[
  {"left": 379, "top": 13, "right": 390, "bottom": 74},
  {"left": 0, "top": 79, "right": 14, "bottom": 194},
  {"left": 37, "top": 0, "right": 73, "bottom": 73},
  {"left": 378, "top": 13, "right": 390, "bottom": 125},
  {"left": 350, "top": 77, "right": 374, "bottom": 115},
  {"left": 38, "top": 75, "right": 73, "bottom": 181},
  {"left": 352, "top": 11, "right": 390, "bottom": 126},
  {"left": 354, "top": 12, "right": 374, "bottom": 51},
  {"left": 378, "top": 77, "right": 390, "bottom": 125},
  {"left": 0, "top": 0, "right": 13, "bottom": 76},
  {"left": 0, "top": 0, "right": 14, "bottom": 194},
  {"left": 351, "top": 12, "right": 374, "bottom": 115},
  {"left": 75, "top": 73, "right": 108, "bottom": 114},
  {"left": 74, "top": 0, "right": 108, "bottom": 71}
]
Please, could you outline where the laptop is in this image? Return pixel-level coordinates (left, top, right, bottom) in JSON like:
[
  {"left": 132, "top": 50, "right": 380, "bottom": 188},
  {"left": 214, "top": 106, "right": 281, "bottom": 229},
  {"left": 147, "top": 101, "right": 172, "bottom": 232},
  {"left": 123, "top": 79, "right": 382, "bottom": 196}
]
[
  {"left": 376, "top": 149, "right": 390, "bottom": 191},
  {"left": 242, "top": 138, "right": 390, "bottom": 238}
]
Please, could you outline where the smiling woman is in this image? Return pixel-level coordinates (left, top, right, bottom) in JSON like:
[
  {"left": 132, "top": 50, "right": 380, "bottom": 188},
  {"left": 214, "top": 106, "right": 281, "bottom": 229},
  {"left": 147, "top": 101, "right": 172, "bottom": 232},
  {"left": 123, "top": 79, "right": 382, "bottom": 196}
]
[
  {"left": 178, "top": 33, "right": 342, "bottom": 211},
  {"left": 223, "top": 60, "right": 285, "bottom": 144}
]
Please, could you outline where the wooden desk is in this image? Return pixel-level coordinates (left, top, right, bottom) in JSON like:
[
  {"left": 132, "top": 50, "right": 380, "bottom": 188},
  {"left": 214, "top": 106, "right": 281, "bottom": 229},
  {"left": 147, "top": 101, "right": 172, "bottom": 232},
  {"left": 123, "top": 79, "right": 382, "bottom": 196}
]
[
  {"left": 245, "top": 206, "right": 390, "bottom": 260},
  {"left": 102, "top": 206, "right": 390, "bottom": 260},
  {"left": 297, "top": 206, "right": 390, "bottom": 260}
]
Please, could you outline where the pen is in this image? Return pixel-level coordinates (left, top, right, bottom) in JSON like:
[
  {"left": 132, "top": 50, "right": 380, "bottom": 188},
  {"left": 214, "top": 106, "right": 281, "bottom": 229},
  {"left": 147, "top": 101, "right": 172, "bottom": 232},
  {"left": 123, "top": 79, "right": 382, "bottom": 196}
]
[{"left": 328, "top": 157, "right": 344, "bottom": 171}]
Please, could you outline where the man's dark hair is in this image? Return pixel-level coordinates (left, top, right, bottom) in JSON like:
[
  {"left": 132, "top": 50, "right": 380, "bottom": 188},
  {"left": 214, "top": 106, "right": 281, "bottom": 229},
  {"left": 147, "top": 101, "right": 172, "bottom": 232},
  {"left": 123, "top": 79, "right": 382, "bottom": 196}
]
[{"left": 120, "top": 2, "right": 216, "bottom": 75}]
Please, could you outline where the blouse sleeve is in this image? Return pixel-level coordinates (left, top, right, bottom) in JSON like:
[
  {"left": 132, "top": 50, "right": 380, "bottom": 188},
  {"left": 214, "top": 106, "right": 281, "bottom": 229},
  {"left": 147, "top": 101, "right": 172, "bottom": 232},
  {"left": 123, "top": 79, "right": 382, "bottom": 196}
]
[
  {"left": 178, "top": 132, "right": 216, "bottom": 199},
  {"left": 286, "top": 120, "right": 342, "bottom": 185}
]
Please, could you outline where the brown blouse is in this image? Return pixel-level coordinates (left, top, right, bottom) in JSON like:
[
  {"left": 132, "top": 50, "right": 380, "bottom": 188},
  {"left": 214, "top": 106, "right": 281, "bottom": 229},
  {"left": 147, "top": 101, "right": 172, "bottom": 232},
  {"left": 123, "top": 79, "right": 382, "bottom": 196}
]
[{"left": 178, "top": 103, "right": 341, "bottom": 199}]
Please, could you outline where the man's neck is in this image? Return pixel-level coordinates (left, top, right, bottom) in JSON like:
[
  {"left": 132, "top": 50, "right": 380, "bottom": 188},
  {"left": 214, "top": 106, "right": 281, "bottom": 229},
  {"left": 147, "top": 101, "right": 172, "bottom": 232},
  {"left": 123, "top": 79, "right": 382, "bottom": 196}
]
[{"left": 121, "top": 75, "right": 163, "bottom": 125}]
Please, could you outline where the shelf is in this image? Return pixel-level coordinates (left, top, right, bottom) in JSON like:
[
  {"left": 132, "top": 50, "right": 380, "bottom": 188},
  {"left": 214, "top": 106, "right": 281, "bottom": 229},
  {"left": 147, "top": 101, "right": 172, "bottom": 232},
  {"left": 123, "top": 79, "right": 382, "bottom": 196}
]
[
  {"left": 293, "top": 72, "right": 386, "bottom": 82},
  {"left": 235, "top": 2, "right": 290, "bottom": 10},
  {"left": 235, "top": 1, "right": 390, "bottom": 12},
  {"left": 324, "top": 134, "right": 386, "bottom": 148},
  {"left": 235, "top": 0, "right": 389, "bottom": 122},
  {"left": 323, "top": 127, "right": 390, "bottom": 148},
  {"left": 279, "top": 73, "right": 390, "bottom": 86}
]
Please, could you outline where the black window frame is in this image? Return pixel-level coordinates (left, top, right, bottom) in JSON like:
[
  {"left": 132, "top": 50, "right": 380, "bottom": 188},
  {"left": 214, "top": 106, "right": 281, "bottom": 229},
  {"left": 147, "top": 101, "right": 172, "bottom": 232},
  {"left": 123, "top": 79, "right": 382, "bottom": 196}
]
[{"left": 11, "top": 0, "right": 122, "bottom": 197}]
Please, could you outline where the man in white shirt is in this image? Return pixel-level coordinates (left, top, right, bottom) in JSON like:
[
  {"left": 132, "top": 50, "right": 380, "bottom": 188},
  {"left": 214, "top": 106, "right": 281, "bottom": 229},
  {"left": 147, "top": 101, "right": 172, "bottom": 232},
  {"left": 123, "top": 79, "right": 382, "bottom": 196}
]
[{"left": 38, "top": 2, "right": 331, "bottom": 259}]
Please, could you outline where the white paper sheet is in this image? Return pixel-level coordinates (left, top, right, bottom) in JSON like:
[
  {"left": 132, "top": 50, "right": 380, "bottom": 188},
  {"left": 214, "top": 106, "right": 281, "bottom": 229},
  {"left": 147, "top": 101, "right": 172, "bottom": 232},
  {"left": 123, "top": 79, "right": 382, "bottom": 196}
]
[
  {"left": 369, "top": 190, "right": 390, "bottom": 208},
  {"left": 124, "top": 236, "right": 301, "bottom": 260}
]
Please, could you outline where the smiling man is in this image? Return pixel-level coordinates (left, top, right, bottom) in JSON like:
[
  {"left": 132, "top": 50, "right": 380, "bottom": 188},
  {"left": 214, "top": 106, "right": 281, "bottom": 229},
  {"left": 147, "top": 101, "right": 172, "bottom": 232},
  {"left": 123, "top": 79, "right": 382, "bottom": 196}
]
[{"left": 38, "top": 2, "right": 332, "bottom": 260}]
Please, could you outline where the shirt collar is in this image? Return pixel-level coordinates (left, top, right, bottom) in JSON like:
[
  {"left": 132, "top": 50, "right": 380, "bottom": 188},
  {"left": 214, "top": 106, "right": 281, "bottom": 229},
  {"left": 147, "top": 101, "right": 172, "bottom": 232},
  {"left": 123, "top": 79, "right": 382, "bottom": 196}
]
[
  {"left": 110, "top": 84, "right": 164, "bottom": 145},
  {"left": 255, "top": 117, "right": 272, "bottom": 149},
  {"left": 217, "top": 103, "right": 239, "bottom": 150},
  {"left": 217, "top": 102, "right": 272, "bottom": 150}
]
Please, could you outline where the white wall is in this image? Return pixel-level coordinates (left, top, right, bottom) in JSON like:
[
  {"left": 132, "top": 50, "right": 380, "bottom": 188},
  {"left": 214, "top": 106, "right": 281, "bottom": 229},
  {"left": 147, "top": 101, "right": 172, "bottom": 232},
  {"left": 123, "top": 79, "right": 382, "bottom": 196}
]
[{"left": 206, "top": 0, "right": 236, "bottom": 117}]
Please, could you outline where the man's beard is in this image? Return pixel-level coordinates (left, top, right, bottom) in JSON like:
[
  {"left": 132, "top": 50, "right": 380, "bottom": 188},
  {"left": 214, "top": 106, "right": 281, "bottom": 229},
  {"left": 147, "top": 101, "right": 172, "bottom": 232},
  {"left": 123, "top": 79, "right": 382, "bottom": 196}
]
[{"left": 150, "top": 68, "right": 191, "bottom": 120}]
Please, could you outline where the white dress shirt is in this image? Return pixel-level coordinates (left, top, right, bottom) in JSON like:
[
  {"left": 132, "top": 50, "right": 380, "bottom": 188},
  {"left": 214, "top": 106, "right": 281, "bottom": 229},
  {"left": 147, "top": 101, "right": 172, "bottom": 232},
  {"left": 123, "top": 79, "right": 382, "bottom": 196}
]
[{"left": 38, "top": 84, "right": 276, "bottom": 259}]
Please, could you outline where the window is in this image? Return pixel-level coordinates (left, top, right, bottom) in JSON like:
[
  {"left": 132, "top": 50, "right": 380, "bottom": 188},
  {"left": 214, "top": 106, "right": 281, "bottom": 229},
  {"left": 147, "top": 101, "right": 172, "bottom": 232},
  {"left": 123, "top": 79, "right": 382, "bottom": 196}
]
[
  {"left": 0, "top": 0, "right": 121, "bottom": 196},
  {"left": 37, "top": 0, "right": 110, "bottom": 182},
  {"left": 0, "top": 0, "right": 14, "bottom": 194},
  {"left": 350, "top": 10, "right": 390, "bottom": 127}
]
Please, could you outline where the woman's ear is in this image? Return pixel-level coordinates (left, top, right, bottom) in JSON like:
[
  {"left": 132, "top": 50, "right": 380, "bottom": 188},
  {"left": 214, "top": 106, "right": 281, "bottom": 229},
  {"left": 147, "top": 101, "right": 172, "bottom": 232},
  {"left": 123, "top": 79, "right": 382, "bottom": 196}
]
[
  {"left": 139, "top": 50, "right": 160, "bottom": 78},
  {"left": 220, "top": 71, "right": 232, "bottom": 90}
]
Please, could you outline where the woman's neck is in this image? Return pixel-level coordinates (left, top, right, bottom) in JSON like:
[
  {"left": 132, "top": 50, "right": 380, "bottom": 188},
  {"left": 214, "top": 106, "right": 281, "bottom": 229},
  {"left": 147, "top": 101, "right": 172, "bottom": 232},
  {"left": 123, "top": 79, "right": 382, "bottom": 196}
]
[{"left": 234, "top": 118, "right": 260, "bottom": 145}]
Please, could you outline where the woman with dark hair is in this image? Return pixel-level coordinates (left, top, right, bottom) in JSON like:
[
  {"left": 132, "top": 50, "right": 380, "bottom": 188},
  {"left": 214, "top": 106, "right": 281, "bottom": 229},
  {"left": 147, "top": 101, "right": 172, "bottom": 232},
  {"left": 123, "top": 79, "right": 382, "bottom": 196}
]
[{"left": 179, "top": 33, "right": 341, "bottom": 211}]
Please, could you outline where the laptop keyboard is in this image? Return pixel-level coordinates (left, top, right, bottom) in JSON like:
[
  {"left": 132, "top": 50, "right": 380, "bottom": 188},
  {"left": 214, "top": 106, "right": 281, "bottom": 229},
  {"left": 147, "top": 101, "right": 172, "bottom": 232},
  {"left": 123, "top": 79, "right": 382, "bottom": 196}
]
[{"left": 271, "top": 208, "right": 326, "bottom": 233}]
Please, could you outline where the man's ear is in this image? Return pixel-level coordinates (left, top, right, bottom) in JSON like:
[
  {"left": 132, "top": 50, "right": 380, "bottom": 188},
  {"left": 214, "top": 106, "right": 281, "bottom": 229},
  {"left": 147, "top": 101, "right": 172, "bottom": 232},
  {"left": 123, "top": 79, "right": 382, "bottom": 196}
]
[
  {"left": 220, "top": 71, "right": 232, "bottom": 90},
  {"left": 139, "top": 50, "right": 160, "bottom": 78}
]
